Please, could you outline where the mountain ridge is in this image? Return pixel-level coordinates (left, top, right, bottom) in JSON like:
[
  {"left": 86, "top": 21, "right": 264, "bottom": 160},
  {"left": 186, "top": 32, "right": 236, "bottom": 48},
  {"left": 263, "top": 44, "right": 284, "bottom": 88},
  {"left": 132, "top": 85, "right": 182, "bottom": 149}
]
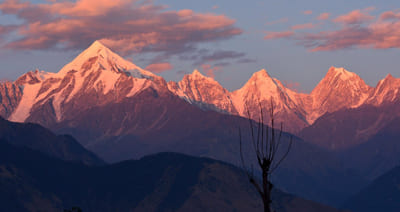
[{"left": 1, "top": 40, "right": 399, "bottom": 137}]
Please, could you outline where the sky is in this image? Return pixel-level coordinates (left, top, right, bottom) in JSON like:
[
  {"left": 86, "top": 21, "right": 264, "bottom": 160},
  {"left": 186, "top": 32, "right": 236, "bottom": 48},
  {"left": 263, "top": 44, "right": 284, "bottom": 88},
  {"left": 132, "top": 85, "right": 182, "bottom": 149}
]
[{"left": 0, "top": 0, "right": 400, "bottom": 93}]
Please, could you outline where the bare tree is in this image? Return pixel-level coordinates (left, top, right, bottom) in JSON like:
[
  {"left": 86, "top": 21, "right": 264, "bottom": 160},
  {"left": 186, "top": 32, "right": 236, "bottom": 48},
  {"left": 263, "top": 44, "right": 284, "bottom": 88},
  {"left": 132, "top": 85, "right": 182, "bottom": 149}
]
[{"left": 239, "top": 100, "right": 292, "bottom": 212}]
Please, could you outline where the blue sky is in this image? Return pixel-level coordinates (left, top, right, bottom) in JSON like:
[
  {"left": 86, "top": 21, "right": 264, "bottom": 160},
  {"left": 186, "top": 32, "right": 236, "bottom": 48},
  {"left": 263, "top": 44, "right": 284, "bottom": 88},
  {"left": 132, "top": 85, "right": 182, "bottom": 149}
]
[{"left": 0, "top": 0, "right": 399, "bottom": 92}]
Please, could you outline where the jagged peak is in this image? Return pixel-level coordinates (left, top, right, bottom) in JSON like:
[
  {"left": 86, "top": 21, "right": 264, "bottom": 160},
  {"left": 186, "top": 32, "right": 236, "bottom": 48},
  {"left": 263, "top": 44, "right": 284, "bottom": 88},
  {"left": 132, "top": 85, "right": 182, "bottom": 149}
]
[
  {"left": 251, "top": 69, "right": 271, "bottom": 79},
  {"left": 15, "top": 69, "right": 53, "bottom": 85},
  {"left": 243, "top": 69, "right": 276, "bottom": 87},
  {"left": 376, "top": 73, "right": 399, "bottom": 88},
  {"left": 326, "top": 66, "right": 358, "bottom": 81},
  {"left": 384, "top": 73, "right": 395, "bottom": 81},
  {"left": 191, "top": 69, "right": 205, "bottom": 77},
  {"left": 57, "top": 40, "right": 155, "bottom": 79},
  {"left": 83, "top": 40, "right": 116, "bottom": 60},
  {"left": 90, "top": 40, "right": 107, "bottom": 49},
  {"left": 184, "top": 70, "right": 217, "bottom": 83}
]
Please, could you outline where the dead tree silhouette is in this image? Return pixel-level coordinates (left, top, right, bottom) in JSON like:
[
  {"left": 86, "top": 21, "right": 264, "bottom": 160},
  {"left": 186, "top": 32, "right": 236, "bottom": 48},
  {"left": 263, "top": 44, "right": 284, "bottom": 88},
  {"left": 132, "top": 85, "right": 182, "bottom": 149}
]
[{"left": 239, "top": 100, "right": 292, "bottom": 212}]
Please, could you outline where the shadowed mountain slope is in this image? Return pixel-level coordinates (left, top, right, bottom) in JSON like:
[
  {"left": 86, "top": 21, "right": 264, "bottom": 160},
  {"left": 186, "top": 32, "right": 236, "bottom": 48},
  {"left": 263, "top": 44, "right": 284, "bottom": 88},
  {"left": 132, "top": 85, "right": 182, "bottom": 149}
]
[
  {"left": 0, "top": 117, "right": 104, "bottom": 166},
  {"left": 0, "top": 141, "right": 344, "bottom": 212}
]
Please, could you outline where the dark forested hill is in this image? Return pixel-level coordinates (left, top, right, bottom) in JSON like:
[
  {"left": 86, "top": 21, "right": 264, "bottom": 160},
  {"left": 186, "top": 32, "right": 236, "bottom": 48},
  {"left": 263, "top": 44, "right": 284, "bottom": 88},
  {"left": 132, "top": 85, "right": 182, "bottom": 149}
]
[
  {"left": 0, "top": 141, "right": 343, "bottom": 212},
  {"left": 0, "top": 117, "right": 104, "bottom": 166}
]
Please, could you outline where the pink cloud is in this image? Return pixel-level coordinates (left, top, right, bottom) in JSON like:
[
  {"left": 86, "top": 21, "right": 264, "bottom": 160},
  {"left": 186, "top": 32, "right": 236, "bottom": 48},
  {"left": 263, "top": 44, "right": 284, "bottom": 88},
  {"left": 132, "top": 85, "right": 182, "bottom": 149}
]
[
  {"left": 264, "top": 31, "right": 294, "bottom": 40},
  {"left": 333, "top": 9, "right": 375, "bottom": 25},
  {"left": 145, "top": 62, "right": 173, "bottom": 73},
  {"left": 0, "top": 0, "right": 242, "bottom": 56},
  {"left": 0, "top": 0, "right": 30, "bottom": 13},
  {"left": 264, "top": 9, "right": 400, "bottom": 51},
  {"left": 317, "top": 13, "right": 330, "bottom": 20},
  {"left": 380, "top": 11, "right": 400, "bottom": 20},
  {"left": 283, "top": 80, "right": 301, "bottom": 92},
  {"left": 291, "top": 23, "right": 316, "bottom": 30},
  {"left": 303, "top": 10, "right": 312, "bottom": 15},
  {"left": 302, "top": 20, "right": 400, "bottom": 51},
  {"left": 201, "top": 64, "right": 221, "bottom": 79}
]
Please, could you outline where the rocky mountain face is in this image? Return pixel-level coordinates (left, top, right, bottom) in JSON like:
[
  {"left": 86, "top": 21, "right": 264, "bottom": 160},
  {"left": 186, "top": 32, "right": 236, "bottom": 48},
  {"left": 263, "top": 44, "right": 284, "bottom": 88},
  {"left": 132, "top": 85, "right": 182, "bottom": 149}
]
[
  {"left": 231, "top": 70, "right": 309, "bottom": 132},
  {"left": 308, "top": 67, "right": 373, "bottom": 123},
  {"left": 0, "top": 81, "right": 22, "bottom": 119},
  {"left": 167, "top": 70, "right": 237, "bottom": 114},
  {"left": 170, "top": 67, "right": 399, "bottom": 135},
  {"left": 366, "top": 74, "right": 400, "bottom": 105}
]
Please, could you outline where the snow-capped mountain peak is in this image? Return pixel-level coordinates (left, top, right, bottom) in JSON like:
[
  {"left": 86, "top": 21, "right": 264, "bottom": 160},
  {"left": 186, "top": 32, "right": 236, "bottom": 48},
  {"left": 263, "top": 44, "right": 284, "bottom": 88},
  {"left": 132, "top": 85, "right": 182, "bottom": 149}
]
[
  {"left": 237, "top": 69, "right": 282, "bottom": 100},
  {"left": 59, "top": 40, "right": 154, "bottom": 78},
  {"left": 191, "top": 69, "right": 205, "bottom": 77},
  {"left": 367, "top": 73, "right": 400, "bottom": 105},
  {"left": 329, "top": 67, "right": 355, "bottom": 81},
  {"left": 307, "top": 66, "right": 372, "bottom": 123},
  {"left": 167, "top": 69, "right": 237, "bottom": 114},
  {"left": 8, "top": 41, "right": 163, "bottom": 123},
  {"left": 248, "top": 69, "right": 271, "bottom": 81}
]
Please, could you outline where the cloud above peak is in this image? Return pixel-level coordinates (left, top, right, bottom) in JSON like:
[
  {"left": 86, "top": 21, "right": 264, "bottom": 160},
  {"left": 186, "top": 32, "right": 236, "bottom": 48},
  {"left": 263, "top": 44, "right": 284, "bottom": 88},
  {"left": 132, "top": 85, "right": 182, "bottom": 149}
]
[{"left": 0, "top": 0, "right": 242, "bottom": 56}]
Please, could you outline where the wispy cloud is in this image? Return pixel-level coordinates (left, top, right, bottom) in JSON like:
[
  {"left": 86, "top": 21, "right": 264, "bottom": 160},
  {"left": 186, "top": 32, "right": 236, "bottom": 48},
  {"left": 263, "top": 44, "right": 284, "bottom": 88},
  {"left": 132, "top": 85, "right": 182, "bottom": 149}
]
[
  {"left": 264, "top": 8, "right": 400, "bottom": 51},
  {"left": 291, "top": 23, "right": 316, "bottom": 30},
  {"left": 303, "top": 10, "right": 312, "bottom": 15},
  {"left": 264, "top": 31, "right": 294, "bottom": 40},
  {"left": 316, "top": 12, "right": 330, "bottom": 20},
  {"left": 380, "top": 10, "right": 400, "bottom": 20},
  {"left": 145, "top": 62, "right": 173, "bottom": 73},
  {"left": 0, "top": 0, "right": 242, "bottom": 57},
  {"left": 201, "top": 64, "right": 222, "bottom": 79},
  {"left": 333, "top": 8, "right": 375, "bottom": 25},
  {"left": 179, "top": 49, "right": 248, "bottom": 66}
]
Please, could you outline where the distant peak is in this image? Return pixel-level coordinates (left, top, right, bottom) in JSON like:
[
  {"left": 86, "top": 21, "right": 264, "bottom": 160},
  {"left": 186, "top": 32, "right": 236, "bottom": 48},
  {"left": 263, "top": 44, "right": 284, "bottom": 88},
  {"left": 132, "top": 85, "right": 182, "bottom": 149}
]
[
  {"left": 378, "top": 73, "right": 398, "bottom": 86},
  {"left": 188, "top": 70, "right": 212, "bottom": 80},
  {"left": 250, "top": 69, "right": 272, "bottom": 80},
  {"left": 192, "top": 69, "right": 204, "bottom": 77},
  {"left": 385, "top": 73, "right": 395, "bottom": 80},
  {"left": 329, "top": 66, "right": 349, "bottom": 74},
  {"left": 327, "top": 66, "right": 357, "bottom": 81}
]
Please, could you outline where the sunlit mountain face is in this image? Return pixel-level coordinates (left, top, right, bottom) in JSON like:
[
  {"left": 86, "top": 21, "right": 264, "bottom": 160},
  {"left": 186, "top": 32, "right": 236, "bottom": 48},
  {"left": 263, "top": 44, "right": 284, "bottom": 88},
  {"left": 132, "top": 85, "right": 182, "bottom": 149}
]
[{"left": 2, "top": 41, "right": 400, "bottom": 144}]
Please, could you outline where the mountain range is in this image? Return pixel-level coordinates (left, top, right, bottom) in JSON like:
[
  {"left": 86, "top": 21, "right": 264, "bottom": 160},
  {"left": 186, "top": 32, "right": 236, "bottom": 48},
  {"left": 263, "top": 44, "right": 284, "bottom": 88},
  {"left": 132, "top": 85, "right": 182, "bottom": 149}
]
[
  {"left": 1, "top": 41, "right": 399, "bottom": 146},
  {"left": 1, "top": 40, "right": 400, "bottom": 207}
]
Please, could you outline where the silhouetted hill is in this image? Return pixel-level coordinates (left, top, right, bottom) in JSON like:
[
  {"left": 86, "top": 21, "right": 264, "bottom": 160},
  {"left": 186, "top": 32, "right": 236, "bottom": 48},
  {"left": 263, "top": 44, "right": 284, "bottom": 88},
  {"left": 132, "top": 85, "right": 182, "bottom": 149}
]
[
  {"left": 343, "top": 165, "right": 400, "bottom": 212},
  {"left": 0, "top": 142, "right": 343, "bottom": 212},
  {"left": 0, "top": 117, "right": 104, "bottom": 166}
]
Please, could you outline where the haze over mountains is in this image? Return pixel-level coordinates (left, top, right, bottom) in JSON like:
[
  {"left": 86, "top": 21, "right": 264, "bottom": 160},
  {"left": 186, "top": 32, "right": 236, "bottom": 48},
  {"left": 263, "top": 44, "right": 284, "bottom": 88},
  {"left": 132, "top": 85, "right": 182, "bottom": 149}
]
[{"left": 1, "top": 41, "right": 400, "bottom": 208}]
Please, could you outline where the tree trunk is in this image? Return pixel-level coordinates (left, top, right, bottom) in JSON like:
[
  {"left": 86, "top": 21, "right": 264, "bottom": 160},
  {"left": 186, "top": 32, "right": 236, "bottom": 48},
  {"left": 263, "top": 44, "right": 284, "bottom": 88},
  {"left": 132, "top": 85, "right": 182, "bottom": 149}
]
[{"left": 263, "top": 168, "right": 271, "bottom": 212}]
